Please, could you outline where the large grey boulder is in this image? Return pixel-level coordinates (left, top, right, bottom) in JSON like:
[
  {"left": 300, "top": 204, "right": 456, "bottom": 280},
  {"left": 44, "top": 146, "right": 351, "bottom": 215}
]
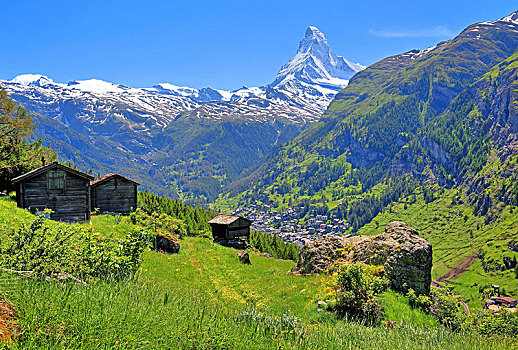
[
  {"left": 292, "top": 221, "right": 432, "bottom": 294},
  {"left": 291, "top": 235, "right": 369, "bottom": 275}
]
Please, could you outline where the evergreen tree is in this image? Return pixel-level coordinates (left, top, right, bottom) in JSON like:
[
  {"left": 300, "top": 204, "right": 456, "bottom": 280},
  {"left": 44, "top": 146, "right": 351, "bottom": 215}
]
[
  {"left": 137, "top": 190, "right": 217, "bottom": 235},
  {"left": 249, "top": 230, "right": 299, "bottom": 261},
  {"left": 0, "top": 89, "right": 56, "bottom": 192}
]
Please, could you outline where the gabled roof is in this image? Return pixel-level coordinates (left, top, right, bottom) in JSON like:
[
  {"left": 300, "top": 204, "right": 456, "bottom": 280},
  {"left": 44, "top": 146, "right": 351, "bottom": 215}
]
[
  {"left": 12, "top": 162, "right": 94, "bottom": 183},
  {"left": 208, "top": 214, "right": 252, "bottom": 225},
  {"left": 90, "top": 173, "right": 140, "bottom": 187},
  {"left": 492, "top": 296, "right": 518, "bottom": 303}
]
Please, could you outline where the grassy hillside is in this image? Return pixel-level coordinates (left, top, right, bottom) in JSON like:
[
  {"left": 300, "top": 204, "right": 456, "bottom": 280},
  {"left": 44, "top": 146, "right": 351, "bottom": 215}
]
[{"left": 0, "top": 197, "right": 514, "bottom": 349}]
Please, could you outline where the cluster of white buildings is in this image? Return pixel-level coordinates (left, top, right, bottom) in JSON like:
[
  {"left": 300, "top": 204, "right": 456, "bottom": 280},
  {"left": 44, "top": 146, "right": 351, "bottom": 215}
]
[{"left": 231, "top": 204, "right": 350, "bottom": 247}]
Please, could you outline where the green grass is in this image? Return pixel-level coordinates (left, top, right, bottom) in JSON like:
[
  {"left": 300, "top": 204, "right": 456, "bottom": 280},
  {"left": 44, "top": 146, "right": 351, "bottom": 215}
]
[
  {"left": 0, "top": 197, "right": 517, "bottom": 348},
  {"left": 4, "top": 272, "right": 516, "bottom": 349},
  {"left": 0, "top": 197, "right": 133, "bottom": 241},
  {"left": 381, "top": 290, "right": 439, "bottom": 328},
  {"left": 88, "top": 214, "right": 137, "bottom": 240},
  {"left": 141, "top": 237, "right": 320, "bottom": 316}
]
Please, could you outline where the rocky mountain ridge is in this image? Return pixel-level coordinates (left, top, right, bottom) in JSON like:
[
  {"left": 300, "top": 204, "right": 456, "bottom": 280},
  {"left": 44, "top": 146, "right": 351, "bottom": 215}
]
[
  {"left": 3, "top": 25, "right": 362, "bottom": 131},
  {"left": 1, "top": 27, "right": 363, "bottom": 199}
]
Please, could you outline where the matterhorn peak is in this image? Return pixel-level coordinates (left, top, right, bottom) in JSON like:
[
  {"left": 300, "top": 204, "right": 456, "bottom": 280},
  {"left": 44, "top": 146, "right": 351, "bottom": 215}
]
[
  {"left": 304, "top": 26, "right": 327, "bottom": 43},
  {"left": 270, "top": 26, "right": 365, "bottom": 92},
  {"left": 299, "top": 26, "right": 329, "bottom": 54}
]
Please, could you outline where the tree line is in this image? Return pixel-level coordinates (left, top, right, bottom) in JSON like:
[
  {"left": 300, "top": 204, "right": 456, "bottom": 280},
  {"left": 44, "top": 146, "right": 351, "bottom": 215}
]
[
  {"left": 137, "top": 190, "right": 217, "bottom": 236},
  {"left": 250, "top": 230, "right": 299, "bottom": 262}
]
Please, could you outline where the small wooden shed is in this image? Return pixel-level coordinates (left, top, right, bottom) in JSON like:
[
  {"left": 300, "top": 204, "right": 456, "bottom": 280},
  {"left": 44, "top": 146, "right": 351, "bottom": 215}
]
[
  {"left": 208, "top": 214, "right": 252, "bottom": 241},
  {"left": 12, "top": 162, "right": 94, "bottom": 222},
  {"left": 90, "top": 174, "right": 139, "bottom": 214}
]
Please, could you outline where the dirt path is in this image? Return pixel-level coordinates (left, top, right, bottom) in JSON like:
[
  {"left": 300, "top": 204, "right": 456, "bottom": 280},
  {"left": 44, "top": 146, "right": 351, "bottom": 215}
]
[
  {"left": 459, "top": 300, "right": 470, "bottom": 315},
  {"left": 431, "top": 281, "right": 470, "bottom": 315},
  {"left": 435, "top": 253, "right": 478, "bottom": 283}
]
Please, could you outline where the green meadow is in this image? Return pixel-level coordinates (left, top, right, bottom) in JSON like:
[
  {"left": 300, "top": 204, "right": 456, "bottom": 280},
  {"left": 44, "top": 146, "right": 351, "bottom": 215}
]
[{"left": 0, "top": 197, "right": 516, "bottom": 349}]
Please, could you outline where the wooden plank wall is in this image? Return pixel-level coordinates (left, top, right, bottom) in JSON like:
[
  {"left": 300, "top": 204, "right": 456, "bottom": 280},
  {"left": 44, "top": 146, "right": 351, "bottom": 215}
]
[
  {"left": 21, "top": 172, "right": 90, "bottom": 222},
  {"left": 210, "top": 224, "right": 228, "bottom": 240},
  {"left": 229, "top": 218, "right": 251, "bottom": 229},
  {"left": 228, "top": 227, "right": 249, "bottom": 239},
  {"left": 92, "top": 177, "right": 136, "bottom": 213}
]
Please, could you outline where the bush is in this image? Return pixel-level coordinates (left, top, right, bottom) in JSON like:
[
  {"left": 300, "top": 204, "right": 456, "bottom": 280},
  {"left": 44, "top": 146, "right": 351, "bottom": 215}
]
[
  {"left": 324, "top": 263, "right": 387, "bottom": 323},
  {"left": 407, "top": 287, "right": 465, "bottom": 330},
  {"left": 407, "top": 288, "right": 432, "bottom": 312},
  {"left": 407, "top": 287, "right": 518, "bottom": 338},
  {"left": 429, "top": 287, "right": 465, "bottom": 329},
  {"left": 0, "top": 213, "right": 152, "bottom": 280},
  {"left": 464, "top": 310, "right": 518, "bottom": 337},
  {"left": 130, "top": 208, "right": 187, "bottom": 239}
]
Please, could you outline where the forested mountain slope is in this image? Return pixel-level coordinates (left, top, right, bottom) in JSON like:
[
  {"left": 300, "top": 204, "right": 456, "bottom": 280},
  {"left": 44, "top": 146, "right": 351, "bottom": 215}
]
[
  {"left": 222, "top": 11, "right": 518, "bottom": 212},
  {"left": 398, "top": 49, "right": 518, "bottom": 213}
]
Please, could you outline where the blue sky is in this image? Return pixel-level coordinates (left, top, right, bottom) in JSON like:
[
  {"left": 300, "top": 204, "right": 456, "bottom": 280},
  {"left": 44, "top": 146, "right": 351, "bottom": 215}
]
[{"left": 2, "top": 0, "right": 517, "bottom": 90}]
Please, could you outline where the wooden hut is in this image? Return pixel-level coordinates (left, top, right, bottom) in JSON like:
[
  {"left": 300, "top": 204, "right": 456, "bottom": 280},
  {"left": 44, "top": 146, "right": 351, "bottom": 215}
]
[
  {"left": 208, "top": 214, "right": 252, "bottom": 241},
  {"left": 12, "top": 162, "right": 94, "bottom": 222},
  {"left": 90, "top": 174, "right": 139, "bottom": 214}
]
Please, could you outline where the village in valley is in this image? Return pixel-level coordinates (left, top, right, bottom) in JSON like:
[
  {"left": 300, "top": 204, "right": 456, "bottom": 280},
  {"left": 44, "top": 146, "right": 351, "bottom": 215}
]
[{"left": 230, "top": 204, "right": 350, "bottom": 247}]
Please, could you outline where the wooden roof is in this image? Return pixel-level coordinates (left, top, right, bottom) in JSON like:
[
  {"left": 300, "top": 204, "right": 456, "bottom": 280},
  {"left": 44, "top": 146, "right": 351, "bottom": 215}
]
[
  {"left": 492, "top": 296, "right": 518, "bottom": 303},
  {"left": 208, "top": 214, "right": 251, "bottom": 225},
  {"left": 90, "top": 173, "right": 140, "bottom": 187},
  {"left": 12, "top": 162, "right": 94, "bottom": 183}
]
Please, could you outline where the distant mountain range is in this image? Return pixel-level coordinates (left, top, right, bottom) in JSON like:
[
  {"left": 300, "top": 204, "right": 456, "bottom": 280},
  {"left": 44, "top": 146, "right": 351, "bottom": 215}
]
[{"left": 0, "top": 26, "right": 363, "bottom": 201}]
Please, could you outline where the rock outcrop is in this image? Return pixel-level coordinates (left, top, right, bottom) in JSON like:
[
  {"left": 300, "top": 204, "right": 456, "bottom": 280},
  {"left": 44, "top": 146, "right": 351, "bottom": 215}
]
[
  {"left": 153, "top": 234, "right": 180, "bottom": 254},
  {"left": 292, "top": 221, "right": 432, "bottom": 294},
  {"left": 292, "top": 235, "right": 369, "bottom": 275},
  {"left": 237, "top": 251, "right": 251, "bottom": 265}
]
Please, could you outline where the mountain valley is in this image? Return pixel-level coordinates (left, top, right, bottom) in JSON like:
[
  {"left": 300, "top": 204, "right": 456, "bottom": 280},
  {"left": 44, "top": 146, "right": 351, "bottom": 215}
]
[
  {"left": 214, "top": 11, "right": 518, "bottom": 300},
  {"left": 2, "top": 8, "right": 518, "bottom": 312},
  {"left": 1, "top": 26, "right": 363, "bottom": 201}
]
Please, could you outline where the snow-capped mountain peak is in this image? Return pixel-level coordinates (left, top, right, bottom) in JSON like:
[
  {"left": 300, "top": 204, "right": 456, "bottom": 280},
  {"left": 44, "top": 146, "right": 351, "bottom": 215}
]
[
  {"left": 299, "top": 26, "right": 328, "bottom": 53},
  {"left": 66, "top": 79, "right": 133, "bottom": 94},
  {"left": 151, "top": 83, "right": 199, "bottom": 98},
  {"left": 1, "top": 25, "right": 365, "bottom": 141},
  {"left": 12, "top": 74, "right": 55, "bottom": 87},
  {"left": 501, "top": 10, "right": 518, "bottom": 24},
  {"left": 270, "top": 26, "right": 365, "bottom": 93}
]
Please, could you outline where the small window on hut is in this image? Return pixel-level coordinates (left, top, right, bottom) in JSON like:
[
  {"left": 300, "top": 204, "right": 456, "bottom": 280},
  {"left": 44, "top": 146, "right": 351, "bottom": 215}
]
[{"left": 46, "top": 170, "right": 65, "bottom": 190}]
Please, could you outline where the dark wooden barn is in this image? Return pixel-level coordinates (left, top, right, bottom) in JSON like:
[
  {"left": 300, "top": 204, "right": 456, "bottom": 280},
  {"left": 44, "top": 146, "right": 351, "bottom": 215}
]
[
  {"left": 208, "top": 214, "right": 252, "bottom": 241},
  {"left": 90, "top": 174, "right": 139, "bottom": 214},
  {"left": 12, "top": 162, "right": 94, "bottom": 222}
]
